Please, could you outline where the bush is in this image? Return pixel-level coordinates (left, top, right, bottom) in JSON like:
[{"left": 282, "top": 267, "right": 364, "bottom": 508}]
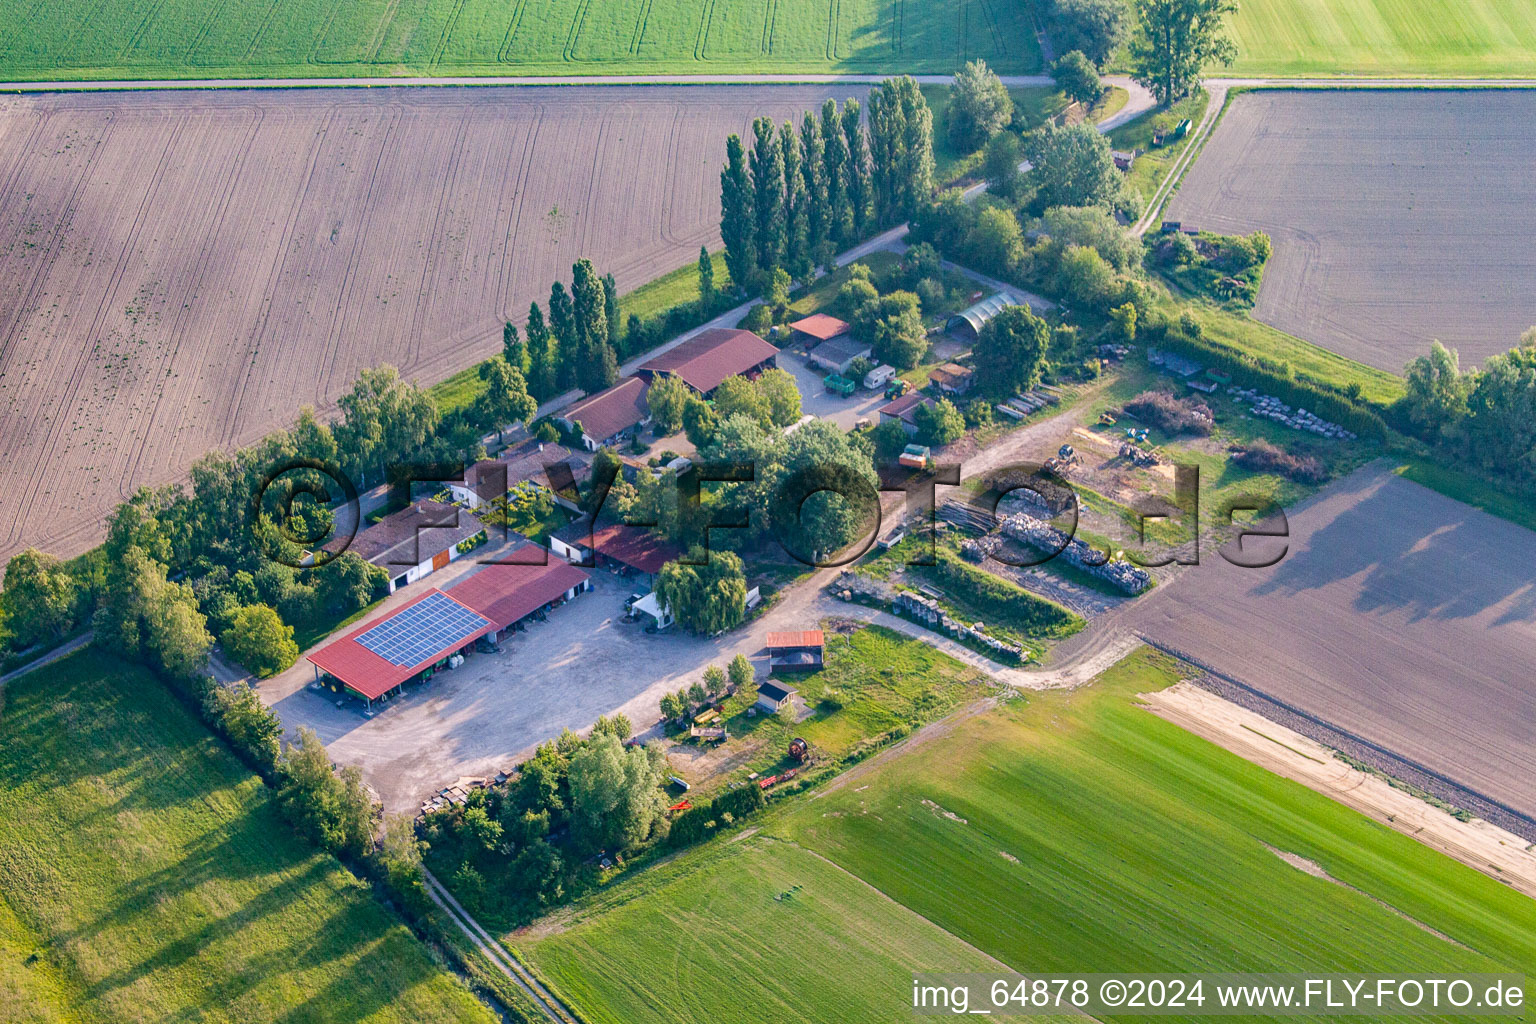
[
  {"left": 1151, "top": 325, "right": 1388, "bottom": 441},
  {"left": 714, "top": 781, "right": 767, "bottom": 818},
  {"left": 915, "top": 276, "right": 947, "bottom": 310},
  {"left": 1124, "top": 390, "right": 1214, "bottom": 436},
  {"left": 668, "top": 803, "right": 716, "bottom": 847},
  {"left": 1232, "top": 439, "right": 1328, "bottom": 484},
  {"left": 739, "top": 303, "right": 772, "bottom": 334},
  {"left": 929, "top": 552, "right": 1080, "bottom": 635}
]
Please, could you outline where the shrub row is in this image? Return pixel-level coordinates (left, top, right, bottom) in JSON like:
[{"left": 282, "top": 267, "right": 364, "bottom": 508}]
[
  {"left": 668, "top": 779, "right": 768, "bottom": 849},
  {"left": 1148, "top": 325, "right": 1389, "bottom": 441},
  {"left": 927, "top": 551, "right": 1080, "bottom": 636}
]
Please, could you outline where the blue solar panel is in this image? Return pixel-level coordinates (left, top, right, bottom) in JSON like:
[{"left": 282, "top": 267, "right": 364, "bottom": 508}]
[{"left": 356, "top": 592, "right": 490, "bottom": 667}]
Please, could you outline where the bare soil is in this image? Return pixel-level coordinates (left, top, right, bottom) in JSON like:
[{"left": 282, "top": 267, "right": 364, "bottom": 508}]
[
  {"left": 0, "top": 84, "right": 864, "bottom": 562},
  {"left": 1127, "top": 461, "right": 1536, "bottom": 826},
  {"left": 1167, "top": 90, "right": 1536, "bottom": 372}
]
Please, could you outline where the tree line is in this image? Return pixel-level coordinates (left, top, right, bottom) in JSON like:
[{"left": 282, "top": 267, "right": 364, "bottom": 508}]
[{"left": 721, "top": 77, "right": 934, "bottom": 298}]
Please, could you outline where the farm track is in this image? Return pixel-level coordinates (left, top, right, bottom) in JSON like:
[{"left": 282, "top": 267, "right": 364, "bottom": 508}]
[{"left": 423, "top": 867, "right": 580, "bottom": 1024}]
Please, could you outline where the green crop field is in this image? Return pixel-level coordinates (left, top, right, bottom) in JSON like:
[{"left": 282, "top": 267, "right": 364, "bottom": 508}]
[
  {"left": 0, "top": 651, "right": 496, "bottom": 1024},
  {"left": 521, "top": 840, "right": 1004, "bottom": 1024},
  {"left": 1228, "top": 0, "right": 1536, "bottom": 77},
  {"left": 521, "top": 648, "right": 1536, "bottom": 1024},
  {"left": 0, "top": 0, "right": 1043, "bottom": 80}
]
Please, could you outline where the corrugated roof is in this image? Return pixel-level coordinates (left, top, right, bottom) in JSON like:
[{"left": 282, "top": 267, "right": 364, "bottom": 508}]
[
  {"left": 559, "top": 376, "right": 649, "bottom": 443},
  {"left": 766, "top": 630, "right": 824, "bottom": 649},
  {"left": 789, "top": 313, "right": 851, "bottom": 341},
  {"left": 308, "top": 588, "right": 495, "bottom": 700},
  {"left": 808, "top": 334, "right": 873, "bottom": 366},
  {"left": 946, "top": 291, "right": 1024, "bottom": 337},
  {"left": 447, "top": 553, "right": 591, "bottom": 631},
  {"left": 638, "top": 328, "right": 777, "bottom": 394}
]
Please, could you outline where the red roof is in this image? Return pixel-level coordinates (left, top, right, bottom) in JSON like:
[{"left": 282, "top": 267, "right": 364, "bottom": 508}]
[
  {"left": 447, "top": 557, "right": 590, "bottom": 631},
  {"left": 558, "top": 520, "right": 681, "bottom": 575},
  {"left": 789, "top": 313, "right": 851, "bottom": 341},
  {"left": 766, "top": 630, "right": 824, "bottom": 649},
  {"left": 638, "top": 328, "right": 777, "bottom": 394},
  {"left": 560, "top": 377, "right": 649, "bottom": 442},
  {"left": 307, "top": 588, "right": 495, "bottom": 700}
]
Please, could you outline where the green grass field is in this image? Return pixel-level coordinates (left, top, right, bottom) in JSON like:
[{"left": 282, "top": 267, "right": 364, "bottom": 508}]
[
  {"left": 0, "top": 651, "right": 496, "bottom": 1024},
  {"left": 522, "top": 648, "right": 1536, "bottom": 1024},
  {"left": 0, "top": 0, "right": 1042, "bottom": 80},
  {"left": 521, "top": 839, "right": 1002, "bottom": 1024},
  {"left": 1228, "top": 0, "right": 1536, "bottom": 77}
]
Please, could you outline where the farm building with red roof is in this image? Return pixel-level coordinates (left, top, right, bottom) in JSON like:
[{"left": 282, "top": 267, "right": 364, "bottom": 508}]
[
  {"left": 788, "top": 313, "right": 851, "bottom": 347},
  {"left": 555, "top": 377, "right": 651, "bottom": 452},
  {"left": 306, "top": 556, "right": 592, "bottom": 706},
  {"left": 307, "top": 588, "right": 496, "bottom": 705},
  {"left": 549, "top": 516, "right": 681, "bottom": 585},
  {"left": 636, "top": 328, "right": 776, "bottom": 396}
]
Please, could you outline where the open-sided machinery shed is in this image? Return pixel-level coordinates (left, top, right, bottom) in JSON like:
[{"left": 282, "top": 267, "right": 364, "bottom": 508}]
[{"left": 308, "top": 589, "right": 495, "bottom": 707}]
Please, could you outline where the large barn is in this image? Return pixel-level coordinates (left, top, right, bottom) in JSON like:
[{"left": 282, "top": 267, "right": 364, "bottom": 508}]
[
  {"left": 307, "top": 556, "right": 591, "bottom": 707},
  {"left": 636, "top": 328, "right": 777, "bottom": 397}
]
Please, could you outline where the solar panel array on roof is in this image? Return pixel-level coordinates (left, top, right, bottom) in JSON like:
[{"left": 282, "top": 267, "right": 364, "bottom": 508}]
[{"left": 355, "top": 591, "right": 489, "bottom": 667}]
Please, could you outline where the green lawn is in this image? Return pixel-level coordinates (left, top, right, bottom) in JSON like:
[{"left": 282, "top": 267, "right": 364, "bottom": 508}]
[
  {"left": 1396, "top": 458, "right": 1536, "bottom": 534},
  {"left": 0, "top": 651, "right": 497, "bottom": 1024},
  {"left": 1227, "top": 0, "right": 1536, "bottom": 78},
  {"left": 524, "top": 647, "right": 1536, "bottom": 1024},
  {"left": 0, "top": 1, "right": 1043, "bottom": 80},
  {"left": 698, "top": 625, "right": 991, "bottom": 786}
]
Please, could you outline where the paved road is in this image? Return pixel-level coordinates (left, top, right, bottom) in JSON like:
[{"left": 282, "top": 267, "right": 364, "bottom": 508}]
[
  {"left": 0, "top": 73, "right": 1067, "bottom": 92},
  {"left": 0, "top": 632, "right": 92, "bottom": 689}
]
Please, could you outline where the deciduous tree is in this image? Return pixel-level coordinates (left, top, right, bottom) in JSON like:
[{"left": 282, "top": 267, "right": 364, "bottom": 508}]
[
  {"left": 1050, "top": 0, "right": 1131, "bottom": 67},
  {"left": 973, "top": 304, "right": 1050, "bottom": 399},
  {"left": 1027, "top": 122, "right": 1120, "bottom": 210},
  {"left": 1051, "top": 50, "right": 1105, "bottom": 106},
  {"left": 948, "top": 59, "right": 1014, "bottom": 150},
  {"left": 476, "top": 357, "right": 538, "bottom": 440},
  {"left": 721, "top": 133, "right": 757, "bottom": 292},
  {"left": 646, "top": 372, "right": 690, "bottom": 435},
  {"left": 224, "top": 603, "right": 299, "bottom": 678},
  {"left": 1127, "top": 0, "right": 1237, "bottom": 105},
  {"left": 750, "top": 116, "right": 786, "bottom": 281}
]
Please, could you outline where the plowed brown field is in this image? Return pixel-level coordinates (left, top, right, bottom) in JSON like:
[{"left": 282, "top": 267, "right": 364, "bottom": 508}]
[
  {"left": 1129, "top": 462, "right": 1536, "bottom": 824},
  {"left": 0, "top": 84, "right": 862, "bottom": 562}
]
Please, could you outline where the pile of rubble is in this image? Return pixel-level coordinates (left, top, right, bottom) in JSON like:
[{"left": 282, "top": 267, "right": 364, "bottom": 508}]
[
  {"left": 831, "top": 572, "right": 1026, "bottom": 663},
  {"left": 999, "top": 514, "right": 1152, "bottom": 595},
  {"left": 1230, "top": 387, "right": 1357, "bottom": 440}
]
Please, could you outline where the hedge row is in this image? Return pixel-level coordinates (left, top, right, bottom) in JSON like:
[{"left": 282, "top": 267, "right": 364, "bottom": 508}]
[
  {"left": 928, "top": 551, "right": 1081, "bottom": 636},
  {"left": 668, "top": 778, "right": 768, "bottom": 848},
  {"left": 1149, "top": 326, "right": 1389, "bottom": 441}
]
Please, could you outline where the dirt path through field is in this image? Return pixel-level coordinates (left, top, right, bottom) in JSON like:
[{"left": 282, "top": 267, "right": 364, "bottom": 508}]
[{"left": 1140, "top": 682, "right": 1536, "bottom": 899}]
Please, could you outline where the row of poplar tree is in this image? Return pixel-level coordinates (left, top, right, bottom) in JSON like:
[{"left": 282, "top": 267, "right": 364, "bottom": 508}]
[
  {"left": 502, "top": 257, "right": 622, "bottom": 402},
  {"left": 720, "top": 76, "right": 935, "bottom": 296}
]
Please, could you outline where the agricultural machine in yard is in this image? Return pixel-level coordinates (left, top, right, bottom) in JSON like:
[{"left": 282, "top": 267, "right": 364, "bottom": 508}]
[
  {"left": 823, "top": 373, "right": 857, "bottom": 397},
  {"left": 885, "top": 378, "right": 912, "bottom": 400}
]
